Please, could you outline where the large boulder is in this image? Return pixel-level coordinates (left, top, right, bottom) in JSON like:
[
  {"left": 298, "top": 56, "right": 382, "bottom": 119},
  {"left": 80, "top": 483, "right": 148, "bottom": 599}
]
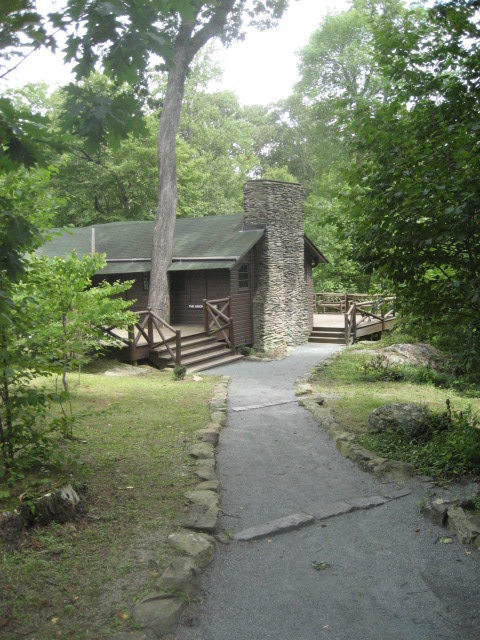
[
  {"left": 382, "top": 343, "right": 445, "bottom": 370},
  {"left": 368, "top": 403, "right": 430, "bottom": 438}
]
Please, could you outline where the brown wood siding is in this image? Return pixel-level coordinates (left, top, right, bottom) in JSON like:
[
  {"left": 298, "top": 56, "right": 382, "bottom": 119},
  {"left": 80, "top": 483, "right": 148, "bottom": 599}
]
[
  {"left": 230, "top": 251, "right": 255, "bottom": 345},
  {"left": 91, "top": 273, "right": 149, "bottom": 312},
  {"left": 170, "top": 270, "right": 230, "bottom": 325},
  {"left": 305, "top": 254, "right": 314, "bottom": 330}
]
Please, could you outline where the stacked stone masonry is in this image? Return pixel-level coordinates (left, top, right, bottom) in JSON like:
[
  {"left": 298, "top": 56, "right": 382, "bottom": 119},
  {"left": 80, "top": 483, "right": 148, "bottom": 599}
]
[{"left": 243, "top": 180, "right": 310, "bottom": 351}]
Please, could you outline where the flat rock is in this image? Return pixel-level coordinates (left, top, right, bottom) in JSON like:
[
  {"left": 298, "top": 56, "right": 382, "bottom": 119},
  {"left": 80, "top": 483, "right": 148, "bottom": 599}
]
[
  {"left": 373, "top": 459, "right": 415, "bottom": 482},
  {"left": 155, "top": 557, "right": 200, "bottom": 598},
  {"left": 234, "top": 512, "right": 314, "bottom": 541},
  {"left": 295, "top": 383, "right": 314, "bottom": 396},
  {"left": 209, "top": 397, "right": 227, "bottom": 411},
  {"left": 383, "top": 343, "right": 445, "bottom": 370},
  {"left": 196, "top": 458, "right": 215, "bottom": 468},
  {"left": 133, "top": 594, "right": 185, "bottom": 636},
  {"left": 178, "top": 504, "right": 219, "bottom": 533},
  {"left": 447, "top": 507, "right": 480, "bottom": 545},
  {"left": 303, "top": 501, "right": 354, "bottom": 520},
  {"left": 368, "top": 403, "right": 429, "bottom": 438},
  {"left": 167, "top": 529, "right": 216, "bottom": 568},
  {"left": 195, "top": 429, "right": 219, "bottom": 446},
  {"left": 210, "top": 411, "right": 227, "bottom": 426},
  {"left": 188, "top": 443, "right": 215, "bottom": 459},
  {"left": 192, "top": 480, "right": 220, "bottom": 492},
  {"left": 194, "top": 467, "right": 217, "bottom": 482},
  {"left": 348, "top": 495, "right": 387, "bottom": 510},
  {"left": 185, "top": 490, "right": 219, "bottom": 511}
]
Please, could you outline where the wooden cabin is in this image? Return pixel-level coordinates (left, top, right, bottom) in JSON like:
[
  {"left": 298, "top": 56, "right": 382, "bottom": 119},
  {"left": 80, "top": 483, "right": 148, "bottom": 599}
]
[{"left": 38, "top": 181, "right": 327, "bottom": 360}]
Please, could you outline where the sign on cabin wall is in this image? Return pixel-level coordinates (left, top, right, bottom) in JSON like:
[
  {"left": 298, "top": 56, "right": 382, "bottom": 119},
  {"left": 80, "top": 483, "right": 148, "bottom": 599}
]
[{"left": 188, "top": 304, "right": 203, "bottom": 309}]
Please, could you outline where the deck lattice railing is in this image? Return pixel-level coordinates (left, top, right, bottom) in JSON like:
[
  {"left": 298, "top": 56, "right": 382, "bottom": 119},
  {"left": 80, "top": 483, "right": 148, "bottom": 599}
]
[
  {"left": 343, "top": 296, "right": 396, "bottom": 345},
  {"left": 103, "top": 308, "right": 182, "bottom": 365},
  {"left": 203, "top": 297, "right": 235, "bottom": 354}
]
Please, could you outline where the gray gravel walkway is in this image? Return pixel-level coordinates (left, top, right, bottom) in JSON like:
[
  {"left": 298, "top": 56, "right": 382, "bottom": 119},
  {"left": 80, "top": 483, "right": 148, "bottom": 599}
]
[{"left": 172, "top": 344, "right": 480, "bottom": 640}]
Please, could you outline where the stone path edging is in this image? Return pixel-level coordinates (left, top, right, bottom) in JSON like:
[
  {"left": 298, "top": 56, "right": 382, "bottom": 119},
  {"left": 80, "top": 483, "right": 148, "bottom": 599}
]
[
  {"left": 233, "top": 489, "right": 411, "bottom": 541},
  {"left": 297, "top": 390, "right": 422, "bottom": 485},
  {"left": 115, "top": 376, "right": 230, "bottom": 640}
]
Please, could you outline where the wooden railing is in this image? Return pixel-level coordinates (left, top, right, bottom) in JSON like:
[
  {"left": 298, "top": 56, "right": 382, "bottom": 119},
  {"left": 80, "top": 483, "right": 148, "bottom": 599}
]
[
  {"left": 314, "top": 292, "right": 385, "bottom": 314},
  {"left": 343, "top": 297, "right": 396, "bottom": 345},
  {"left": 203, "top": 297, "right": 235, "bottom": 354},
  {"left": 104, "top": 308, "right": 182, "bottom": 365}
]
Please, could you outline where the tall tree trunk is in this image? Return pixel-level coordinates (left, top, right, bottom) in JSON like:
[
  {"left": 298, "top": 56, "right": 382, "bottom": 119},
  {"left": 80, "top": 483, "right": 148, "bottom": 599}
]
[{"left": 148, "top": 29, "right": 193, "bottom": 319}]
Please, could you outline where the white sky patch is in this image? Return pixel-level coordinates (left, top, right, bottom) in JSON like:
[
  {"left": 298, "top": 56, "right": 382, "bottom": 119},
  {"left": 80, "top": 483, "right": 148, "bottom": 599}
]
[{"left": 4, "top": 0, "right": 348, "bottom": 105}]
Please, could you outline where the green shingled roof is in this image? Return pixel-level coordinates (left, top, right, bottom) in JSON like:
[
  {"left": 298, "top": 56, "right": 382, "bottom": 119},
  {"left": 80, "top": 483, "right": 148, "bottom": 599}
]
[{"left": 37, "top": 215, "right": 264, "bottom": 274}]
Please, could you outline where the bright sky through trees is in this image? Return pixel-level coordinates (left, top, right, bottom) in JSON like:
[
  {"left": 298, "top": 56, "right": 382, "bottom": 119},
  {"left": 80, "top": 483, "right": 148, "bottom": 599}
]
[{"left": 5, "top": 0, "right": 348, "bottom": 105}]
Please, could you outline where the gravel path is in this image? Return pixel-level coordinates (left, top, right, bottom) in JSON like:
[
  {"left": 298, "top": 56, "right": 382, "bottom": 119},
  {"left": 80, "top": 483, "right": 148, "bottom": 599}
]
[{"left": 172, "top": 344, "right": 480, "bottom": 640}]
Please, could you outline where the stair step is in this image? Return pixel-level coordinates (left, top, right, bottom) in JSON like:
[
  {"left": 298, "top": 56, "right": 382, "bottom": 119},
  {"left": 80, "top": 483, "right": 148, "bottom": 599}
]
[
  {"left": 308, "top": 337, "right": 346, "bottom": 344},
  {"left": 187, "top": 354, "right": 244, "bottom": 373},
  {"left": 153, "top": 338, "right": 219, "bottom": 360},
  {"left": 310, "top": 330, "right": 346, "bottom": 338},
  {"left": 173, "top": 346, "right": 233, "bottom": 367},
  {"left": 311, "top": 327, "right": 345, "bottom": 333}
]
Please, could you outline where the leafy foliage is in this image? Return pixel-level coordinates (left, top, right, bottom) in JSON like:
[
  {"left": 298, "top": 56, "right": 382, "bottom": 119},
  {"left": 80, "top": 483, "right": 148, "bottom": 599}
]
[
  {"left": 361, "top": 401, "right": 480, "bottom": 479},
  {"left": 345, "top": 0, "right": 480, "bottom": 374}
]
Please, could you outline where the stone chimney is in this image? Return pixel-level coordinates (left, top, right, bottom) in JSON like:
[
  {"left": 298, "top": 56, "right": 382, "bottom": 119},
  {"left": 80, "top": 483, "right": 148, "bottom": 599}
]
[{"left": 243, "top": 180, "right": 309, "bottom": 351}]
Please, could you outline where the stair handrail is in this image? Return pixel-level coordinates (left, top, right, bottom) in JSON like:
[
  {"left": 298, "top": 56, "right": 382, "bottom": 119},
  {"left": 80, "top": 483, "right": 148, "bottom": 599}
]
[
  {"left": 344, "top": 303, "right": 357, "bottom": 345},
  {"left": 203, "top": 297, "right": 234, "bottom": 352}
]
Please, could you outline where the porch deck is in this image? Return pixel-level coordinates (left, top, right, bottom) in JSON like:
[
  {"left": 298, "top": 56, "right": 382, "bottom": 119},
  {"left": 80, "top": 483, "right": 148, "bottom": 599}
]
[
  {"left": 113, "top": 323, "right": 204, "bottom": 347},
  {"left": 311, "top": 311, "right": 396, "bottom": 345}
]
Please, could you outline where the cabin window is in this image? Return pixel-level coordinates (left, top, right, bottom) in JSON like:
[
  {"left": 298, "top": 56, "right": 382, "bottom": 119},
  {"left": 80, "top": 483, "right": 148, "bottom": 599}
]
[
  {"left": 142, "top": 273, "right": 150, "bottom": 291},
  {"left": 238, "top": 264, "right": 249, "bottom": 289}
]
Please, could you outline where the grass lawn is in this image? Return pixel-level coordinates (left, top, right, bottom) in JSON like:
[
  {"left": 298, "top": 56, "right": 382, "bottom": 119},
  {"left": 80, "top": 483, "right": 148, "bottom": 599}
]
[
  {"left": 0, "top": 361, "right": 217, "bottom": 640},
  {"left": 309, "top": 343, "right": 480, "bottom": 479}
]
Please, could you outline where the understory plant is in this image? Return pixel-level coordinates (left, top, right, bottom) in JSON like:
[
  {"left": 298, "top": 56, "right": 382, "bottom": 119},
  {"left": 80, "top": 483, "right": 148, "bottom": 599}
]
[
  {"left": 1, "top": 251, "right": 136, "bottom": 482},
  {"left": 361, "top": 400, "right": 480, "bottom": 479}
]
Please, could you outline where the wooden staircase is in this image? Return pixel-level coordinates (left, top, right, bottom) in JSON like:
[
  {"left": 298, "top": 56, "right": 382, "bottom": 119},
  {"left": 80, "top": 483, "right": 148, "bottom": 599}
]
[
  {"left": 309, "top": 326, "right": 347, "bottom": 345},
  {"left": 149, "top": 331, "right": 244, "bottom": 373}
]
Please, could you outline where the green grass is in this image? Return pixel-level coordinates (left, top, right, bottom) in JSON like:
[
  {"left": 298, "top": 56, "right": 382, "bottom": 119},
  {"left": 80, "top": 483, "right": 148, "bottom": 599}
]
[
  {"left": 0, "top": 361, "right": 217, "bottom": 640},
  {"left": 310, "top": 345, "right": 480, "bottom": 480}
]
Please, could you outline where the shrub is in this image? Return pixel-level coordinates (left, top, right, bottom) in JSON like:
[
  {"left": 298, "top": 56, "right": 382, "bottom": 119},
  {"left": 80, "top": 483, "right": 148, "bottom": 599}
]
[
  {"left": 237, "top": 343, "right": 253, "bottom": 356},
  {"left": 172, "top": 365, "right": 187, "bottom": 380},
  {"left": 361, "top": 400, "right": 480, "bottom": 479}
]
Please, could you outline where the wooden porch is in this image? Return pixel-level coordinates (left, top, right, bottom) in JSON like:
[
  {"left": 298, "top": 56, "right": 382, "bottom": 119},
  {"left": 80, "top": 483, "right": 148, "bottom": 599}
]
[
  {"left": 309, "top": 294, "right": 397, "bottom": 345},
  {"left": 105, "top": 298, "right": 244, "bottom": 373}
]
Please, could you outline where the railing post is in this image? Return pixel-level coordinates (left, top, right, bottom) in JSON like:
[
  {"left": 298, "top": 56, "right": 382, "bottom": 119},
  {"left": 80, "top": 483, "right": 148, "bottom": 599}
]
[
  {"left": 147, "top": 307, "right": 154, "bottom": 345},
  {"left": 344, "top": 312, "right": 349, "bottom": 345},
  {"left": 352, "top": 303, "right": 357, "bottom": 343},
  {"left": 128, "top": 324, "right": 135, "bottom": 362},
  {"left": 344, "top": 293, "right": 348, "bottom": 314},
  {"left": 203, "top": 299, "right": 209, "bottom": 334},
  {"left": 381, "top": 309, "right": 385, "bottom": 331},
  {"left": 175, "top": 330, "right": 182, "bottom": 366},
  {"left": 229, "top": 317, "right": 235, "bottom": 354},
  {"left": 228, "top": 296, "right": 232, "bottom": 318}
]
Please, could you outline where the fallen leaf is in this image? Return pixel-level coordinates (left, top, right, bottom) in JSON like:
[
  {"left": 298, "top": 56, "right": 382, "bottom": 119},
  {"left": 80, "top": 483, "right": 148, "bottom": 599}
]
[
  {"left": 414, "top": 528, "right": 420, "bottom": 533},
  {"left": 125, "top": 486, "right": 134, "bottom": 490},
  {"left": 27, "top": 539, "right": 44, "bottom": 550},
  {"left": 51, "top": 617, "right": 59, "bottom": 624},
  {"left": 312, "top": 561, "right": 330, "bottom": 571},
  {"left": 465, "top": 550, "right": 472, "bottom": 556},
  {"left": 439, "top": 537, "right": 453, "bottom": 544},
  {"left": 267, "top": 538, "right": 272, "bottom": 543},
  {"left": 39, "top": 600, "right": 53, "bottom": 607},
  {"left": 118, "top": 612, "right": 129, "bottom": 621},
  {"left": 321, "top": 524, "right": 327, "bottom": 528}
]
